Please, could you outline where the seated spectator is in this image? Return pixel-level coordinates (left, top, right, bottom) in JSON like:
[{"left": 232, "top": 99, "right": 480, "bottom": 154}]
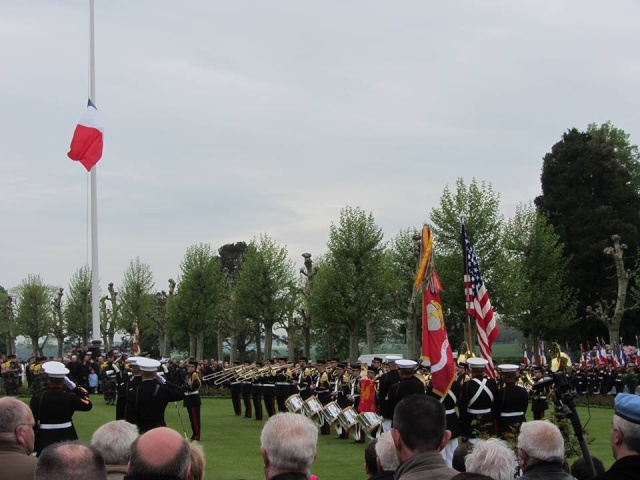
[
  {"left": 465, "top": 438, "right": 516, "bottom": 480},
  {"left": 35, "top": 441, "right": 107, "bottom": 480},
  {"left": 391, "top": 394, "right": 458, "bottom": 480},
  {"left": 0, "top": 397, "right": 37, "bottom": 480},
  {"left": 594, "top": 393, "right": 640, "bottom": 480},
  {"left": 365, "top": 438, "right": 380, "bottom": 478},
  {"left": 127, "top": 427, "right": 191, "bottom": 480},
  {"left": 452, "top": 441, "right": 473, "bottom": 472},
  {"left": 372, "top": 431, "right": 400, "bottom": 479},
  {"left": 188, "top": 442, "right": 206, "bottom": 480},
  {"left": 260, "top": 412, "right": 318, "bottom": 480},
  {"left": 571, "top": 456, "right": 605, "bottom": 480},
  {"left": 91, "top": 420, "right": 139, "bottom": 480},
  {"left": 517, "top": 420, "right": 573, "bottom": 480}
]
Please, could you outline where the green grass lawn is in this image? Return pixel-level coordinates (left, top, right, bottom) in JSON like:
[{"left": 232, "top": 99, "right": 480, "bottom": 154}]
[{"left": 13, "top": 395, "right": 618, "bottom": 479}]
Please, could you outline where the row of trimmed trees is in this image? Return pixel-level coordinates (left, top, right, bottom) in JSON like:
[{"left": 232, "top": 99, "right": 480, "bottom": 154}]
[{"left": 2, "top": 122, "right": 640, "bottom": 360}]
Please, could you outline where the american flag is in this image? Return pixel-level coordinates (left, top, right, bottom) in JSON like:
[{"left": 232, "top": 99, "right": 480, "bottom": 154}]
[{"left": 462, "top": 224, "right": 498, "bottom": 377}]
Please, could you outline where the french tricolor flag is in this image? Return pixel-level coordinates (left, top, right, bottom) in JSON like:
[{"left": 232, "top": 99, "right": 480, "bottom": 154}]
[{"left": 67, "top": 99, "right": 104, "bottom": 171}]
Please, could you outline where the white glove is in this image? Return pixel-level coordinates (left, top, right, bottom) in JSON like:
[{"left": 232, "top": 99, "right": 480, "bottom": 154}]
[
  {"left": 156, "top": 372, "right": 167, "bottom": 384},
  {"left": 64, "top": 377, "right": 77, "bottom": 390}
]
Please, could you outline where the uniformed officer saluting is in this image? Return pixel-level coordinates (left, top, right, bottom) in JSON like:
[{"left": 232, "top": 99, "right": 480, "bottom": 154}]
[
  {"left": 30, "top": 361, "right": 92, "bottom": 456},
  {"left": 125, "top": 358, "right": 185, "bottom": 433}
]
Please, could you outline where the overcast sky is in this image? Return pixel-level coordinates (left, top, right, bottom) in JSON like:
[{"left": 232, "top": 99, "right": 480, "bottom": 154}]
[{"left": 1, "top": 1, "right": 638, "bottom": 294}]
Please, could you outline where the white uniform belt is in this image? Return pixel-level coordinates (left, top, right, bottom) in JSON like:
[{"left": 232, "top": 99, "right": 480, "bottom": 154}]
[
  {"left": 468, "top": 408, "right": 491, "bottom": 415},
  {"left": 500, "top": 411, "right": 524, "bottom": 417},
  {"left": 185, "top": 391, "right": 199, "bottom": 396},
  {"left": 445, "top": 409, "right": 456, "bottom": 415},
  {"left": 39, "top": 422, "right": 72, "bottom": 429},
  {"left": 538, "top": 396, "right": 546, "bottom": 399}
]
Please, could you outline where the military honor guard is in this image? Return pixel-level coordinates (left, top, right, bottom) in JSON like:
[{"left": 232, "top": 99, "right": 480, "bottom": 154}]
[
  {"left": 385, "top": 359, "right": 425, "bottom": 427},
  {"left": 184, "top": 360, "right": 202, "bottom": 441},
  {"left": 125, "top": 358, "right": 185, "bottom": 433},
  {"left": 30, "top": 361, "right": 92, "bottom": 456},
  {"left": 459, "top": 357, "right": 498, "bottom": 443},
  {"left": 494, "top": 363, "right": 529, "bottom": 438}
]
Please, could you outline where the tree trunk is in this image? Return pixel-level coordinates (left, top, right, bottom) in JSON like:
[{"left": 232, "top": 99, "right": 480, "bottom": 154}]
[
  {"left": 304, "top": 322, "right": 311, "bottom": 358},
  {"left": 349, "top": 326, "right": 359, "bottom": 364},
  {"left": 230, "top": 336, "right": 237, "bottom": 364},
  {"left": 366, "top": 319, "right": 375, "bottom": 354},
  {"left": 264, "top": 322, "right": 274, "bottom": 359},
  {"left": 57, "top": 336, "right": 64, "bottom": 359},
  {"left": 196, "top": 330, "right": 204, "bottom": 360},
  {"left": 189, "top": 332, "right": 196, "bottom": 358},
  {"left": 216, "top": 328, "right": 223, "bottom": 360}
]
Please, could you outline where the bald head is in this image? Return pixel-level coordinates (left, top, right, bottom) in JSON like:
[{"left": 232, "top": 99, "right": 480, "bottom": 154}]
[{"left": 129, "top": 427, "right": 190, "bottom": 479}]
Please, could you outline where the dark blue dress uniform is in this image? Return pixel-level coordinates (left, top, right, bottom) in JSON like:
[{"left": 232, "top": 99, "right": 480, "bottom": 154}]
[
  {"left": 30, "top": 363, "right": 93, "bottom": 456},
  {"left": 459, "top": 373, "right": 498, "bottom": 439},
  {"left": 184, "top": 362, "right": 202, "bottom": 441},
  {"left": 494, "top": 383, "right": 528, "bottom": 437},
  {"left": 126, "top": 378, "right": 185, "bottom": 433}
]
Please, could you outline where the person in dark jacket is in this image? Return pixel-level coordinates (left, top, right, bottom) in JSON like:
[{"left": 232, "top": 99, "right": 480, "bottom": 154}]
[
  {"left": 125, "top": 358, "right": 184, "bottom": 433},
  {"left": 0, "top": 397, "right": 37, "bottom": 480},
  {"left": 517, "top": 420, "right": 574, "bottom": 480},
  {"left": 386, "top": 360, "right": 425, "bottom": 428},
  {"left": 30, "top": 361, "right": 92, "bottom": 456},
  {"left": 593, "top": 393, "right": 640, "bottom": 480}
]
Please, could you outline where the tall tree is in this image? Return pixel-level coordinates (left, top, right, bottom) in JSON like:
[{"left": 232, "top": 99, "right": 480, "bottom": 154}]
[
  {"left": 169, "top": 244, "right": 225, "bottom": 360},
  {"left": 234, "top": 235, "right": 296, "bottom": 360},
  {"left": 0, "top": 286, "right": 16, "bottom": 355},
  {"left": 309, "top": 206, "right": 391, "bottom": 362},
  {"left": 118, "top": 257, "right": 155, "bottom": 336},
  {"left": 64, "top": 265, "right": 92, "bottom": 346},
  {"left": 501, "top": 203, "right": 578, "bottom": 342},
  {"left": 429, "top": 178, "right": 508, "bottom": 345},
  {"left": 12, "top": 274, "right": 56, "bottom": 356},
  {"left": 297, "top": 253, "right": 317, "bottom": 358},
  {"left": 535, "top": 122, "right": 640, "bottom": 335}
]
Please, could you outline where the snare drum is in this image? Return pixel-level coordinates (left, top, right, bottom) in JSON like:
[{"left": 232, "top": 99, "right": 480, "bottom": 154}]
[
  {"left": 321, "top": 401, "right": 342, "bottom": 426},
  {"left": 302, "top": 396, "right": 324, "bottom": 426},
  {"left": 338, "top": 406, "right": 360, "bottom": 440},
  {"left": 285, "top": 394, "right": 304, "bottom": 413},
  {"left": 357, "top": 411, "right": 382, "bottom": 439}
]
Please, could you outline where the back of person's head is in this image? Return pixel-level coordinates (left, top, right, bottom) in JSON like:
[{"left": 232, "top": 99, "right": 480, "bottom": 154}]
[
  {"left": 451, "top": 473, "right": 495, "bottom": 480},
  {"left": 375, "top": 431, "right": 400, "bottom": 471},
  {"left": 188, "top": 442, "right": 206, "bottom": 480},
  {"left": 129, "top": 427, "right": 191, "bottom": 479},
  {"left": 517, "top": 420, "right": 565, "bottom": 465},
  {"left": 260, "top": 412, "right": 318, "bottom": 474},
  {"left": 91, "top": 420, "right": 139, "bottom": 465},
  {"left": 35, "top": 442, "right": 106, "bottom": 480},
  {"left": 364, "top": 438, "right": 379, "bottom": 476},
  {"left": 465, "top": 438, "right": 516, "bottom": 480},
  {"left": 570, "top": 456, "right": 605, "bottom": 480},
  {"left": 452, "top": 441, "right": 473, "bottom": 472},
  {"left": 393, "top": 394, "right": 446, "bottom": 451},
  {"left": 0, "top": 397, "right": 35, "bottom": 455}
]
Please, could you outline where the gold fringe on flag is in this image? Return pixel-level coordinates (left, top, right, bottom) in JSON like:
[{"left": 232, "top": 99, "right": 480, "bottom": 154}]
[{"left": 413, "top": 225, "right": 434, "bottom": 291}]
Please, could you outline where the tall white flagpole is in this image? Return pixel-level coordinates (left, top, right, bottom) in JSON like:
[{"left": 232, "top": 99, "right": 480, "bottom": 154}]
[{"left": 89, "top": 0, "right": 101, "bottom": 349}]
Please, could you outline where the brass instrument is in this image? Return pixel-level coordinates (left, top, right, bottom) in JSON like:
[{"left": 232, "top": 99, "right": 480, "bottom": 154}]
[
  {"left": 202, "top": 365, "right": 245, "bottom": 383},
  {"left": 548, "top": 342, "right": 573, "bottom": 376},
  {"left": 457, "top": 341, "right": 475, "bottom": 364}
]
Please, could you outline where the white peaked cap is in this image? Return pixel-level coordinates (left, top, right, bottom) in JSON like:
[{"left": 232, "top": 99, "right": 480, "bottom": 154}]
[
  {"left": 498, "top": 364, "right": 519, "bottom": 372},
  {"left": 396, "top": 359, "right": 417, "bottom": 369},
  {"left": 137, "top": 358, "right": 161, "bottom": 372},
  {"left": 42, "top": 361, "right": 70, "bottom": 378},
  {"left": 467, "top": 357, "right": 489, "bottom": 369}
]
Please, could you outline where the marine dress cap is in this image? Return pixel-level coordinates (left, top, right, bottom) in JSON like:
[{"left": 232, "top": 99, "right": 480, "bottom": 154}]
[
  {"left": 467, "top": 358, "right": 489, "bottom": 369},
  {"left": 396, "top": 359, "right": 417, "bottom": 370},
  {"left": 137, "top": 358, "right": 161, "bottom": 372},
  {"left": 42, "top": 361, "right": 70, "bottom": 378},
  {"left": 498, "top": 364, "right": 519, "bottom": 372},
  {"left": 615, "top": 393, "right": 640, "bottom": 424}
]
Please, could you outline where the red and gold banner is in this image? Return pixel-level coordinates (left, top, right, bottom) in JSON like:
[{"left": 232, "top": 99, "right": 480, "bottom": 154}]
[{"left": 358, "top": 378, "right": 377, "bottom": 413}]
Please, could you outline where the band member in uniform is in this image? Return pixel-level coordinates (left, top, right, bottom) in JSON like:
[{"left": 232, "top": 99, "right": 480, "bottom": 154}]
[
  {"left": 531, "top": 365, "right": 549, "bottom": 420},
  {"left": 427, "top": 372, "right": 461, "bottom": 467},
  {"left": 114, "top": 354, "right": 130, "bottom": 420},
  {"left": 1, "top": 354, "right": 20, "bottom": 396},
  {"left": 30, "top": 361, "right": 92, "bottom": 456},
  {"left": 377, "top": 356, "right": 401, "bottom": 432},
  {"left": 251, "top": 361, "right": 264, "bottom": 421},
  {"left": 293, "top": 357, "right": 313, "bottom": 401},
  {"left": 386, "top": 359, "right": 425, "bottom": 427},
  {"left": 346, "top": 363, "right": 362, "bottom": 411},
  {"left": 494, "top": 363, "right": 528, "bottom": 439},
  {"left": 459, "top": 357, "right": 498, "bottom": 443},
  {"left": 262, "top": 359, "right": 277, "bottom": 418},
  {"left": 184, "top": 360, "right": 202, "bottom": 441},
  {"left": 330, "top": 363, "right": 351, "bottom": 439},
  {"left": 311, "top": 360, "right": 331, "bottom": 435},
  {"left": 274, "top": 358, "right": 291, "bottom": 413},
  {"left": 241, "top": 361, "right": 253, "bottom": 418},
  {"left": 125, "top": 358, "right": 185, "bottom": 433},
  {"left": 100, "top": 352, "right": 117, "bottom": 405}
]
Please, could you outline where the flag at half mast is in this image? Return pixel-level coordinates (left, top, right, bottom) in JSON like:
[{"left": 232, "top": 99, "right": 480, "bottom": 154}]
[{"left": 462, "top": 224, "right": 498, "bottom": 377}]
